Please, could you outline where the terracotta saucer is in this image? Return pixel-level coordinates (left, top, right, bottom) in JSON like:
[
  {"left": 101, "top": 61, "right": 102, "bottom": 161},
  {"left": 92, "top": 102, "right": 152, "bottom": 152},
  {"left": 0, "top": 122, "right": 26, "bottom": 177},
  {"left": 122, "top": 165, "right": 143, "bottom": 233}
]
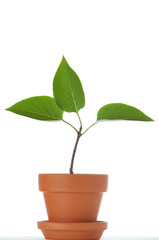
[{"left": 38, "top": 221, "right": 107, "bottom": 240}]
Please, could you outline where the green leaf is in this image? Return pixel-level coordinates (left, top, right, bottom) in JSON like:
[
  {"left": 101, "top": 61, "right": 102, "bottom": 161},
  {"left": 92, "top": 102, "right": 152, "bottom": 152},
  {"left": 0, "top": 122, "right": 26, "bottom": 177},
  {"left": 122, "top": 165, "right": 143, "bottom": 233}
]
[
  {"left": 53, "top": 56, "right": 85, "bottom": 113},
  {"left": 6, "top": 96, "right": 63, "bottom": 121},
  {"left": 97, "top": 103, "right": 154, "bottom": 122}
]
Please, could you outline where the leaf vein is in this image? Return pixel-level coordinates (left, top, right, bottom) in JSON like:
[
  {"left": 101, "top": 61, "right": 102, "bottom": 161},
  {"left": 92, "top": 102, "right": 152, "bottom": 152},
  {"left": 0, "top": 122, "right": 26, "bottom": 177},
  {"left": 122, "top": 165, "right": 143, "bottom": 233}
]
[{"left": 13, "top": 109, "right": 61, "bottom": 120}]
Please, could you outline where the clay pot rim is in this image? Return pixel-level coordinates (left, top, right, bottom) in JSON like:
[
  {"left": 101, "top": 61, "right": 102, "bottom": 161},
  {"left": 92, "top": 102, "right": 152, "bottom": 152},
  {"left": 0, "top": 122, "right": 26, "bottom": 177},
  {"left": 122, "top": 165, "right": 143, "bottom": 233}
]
[
  {"left": 38, "top": 221, "right": 108, "bottom": 231},
  {"left": 39, "top": 173, "right": 107, "bottom": 176},
  {"left": 39, "top": 173, "right": 108, "bottom": 193}
]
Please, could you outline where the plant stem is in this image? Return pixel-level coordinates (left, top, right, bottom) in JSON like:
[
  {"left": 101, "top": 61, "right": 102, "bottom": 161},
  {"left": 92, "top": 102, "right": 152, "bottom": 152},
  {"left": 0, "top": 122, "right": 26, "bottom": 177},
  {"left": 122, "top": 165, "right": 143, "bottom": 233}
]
[
  {"left": 77, "top": 111, "right": 83, "bottom": 128},
  {"left": 82, "top": 122, "right": 97, "bottom": 135},
  {"left": 69, "top": 126, "right": 82, "bottom": 174},
  {"left": 63, "top": 119, "right": 78, "bottom": 133}
]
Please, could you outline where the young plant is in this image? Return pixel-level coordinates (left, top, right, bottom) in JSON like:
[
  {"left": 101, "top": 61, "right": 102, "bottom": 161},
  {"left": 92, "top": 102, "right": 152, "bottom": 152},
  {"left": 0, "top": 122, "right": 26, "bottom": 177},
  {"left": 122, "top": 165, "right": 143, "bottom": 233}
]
[{"left": 6, "top": 57, "right": 153, "bottom": 174}]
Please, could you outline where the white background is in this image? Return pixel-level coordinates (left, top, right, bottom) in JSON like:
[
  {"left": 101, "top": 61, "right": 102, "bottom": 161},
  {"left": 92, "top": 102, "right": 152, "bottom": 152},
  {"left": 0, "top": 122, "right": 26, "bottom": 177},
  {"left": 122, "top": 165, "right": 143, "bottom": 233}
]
[{"left": 0, "top": 0, "right": 159, "bottom": 238}]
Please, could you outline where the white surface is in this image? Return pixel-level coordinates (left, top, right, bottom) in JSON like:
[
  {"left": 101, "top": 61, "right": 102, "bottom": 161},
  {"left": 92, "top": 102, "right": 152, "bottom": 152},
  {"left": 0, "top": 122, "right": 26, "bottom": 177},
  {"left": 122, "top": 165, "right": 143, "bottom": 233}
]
[
  {"left": 0, "top": 0, "right": 159, "bottom": 238},
  {"left": 0, "top": 237, "right": 159, "bottom": 240}
]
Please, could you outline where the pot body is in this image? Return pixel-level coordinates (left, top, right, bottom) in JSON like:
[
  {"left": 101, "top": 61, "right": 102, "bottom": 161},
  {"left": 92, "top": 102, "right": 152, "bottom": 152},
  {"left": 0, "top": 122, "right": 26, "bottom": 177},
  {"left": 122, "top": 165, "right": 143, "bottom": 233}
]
[{"left": 39, "top": 174, "right": 108, "bottom": 222}]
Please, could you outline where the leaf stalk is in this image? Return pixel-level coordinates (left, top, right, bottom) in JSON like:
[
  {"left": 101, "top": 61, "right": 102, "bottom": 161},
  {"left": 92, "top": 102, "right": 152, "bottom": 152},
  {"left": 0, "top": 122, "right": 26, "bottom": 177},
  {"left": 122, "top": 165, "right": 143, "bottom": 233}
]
[
  {"left": 77, "top": 111, "right": 83, "bottom": 128},
  {"left": 62, "top": 119, "right": 78, "bottom": 133},
  {"left": 82, "top": 122, "right": 97, "bottom": 135}
]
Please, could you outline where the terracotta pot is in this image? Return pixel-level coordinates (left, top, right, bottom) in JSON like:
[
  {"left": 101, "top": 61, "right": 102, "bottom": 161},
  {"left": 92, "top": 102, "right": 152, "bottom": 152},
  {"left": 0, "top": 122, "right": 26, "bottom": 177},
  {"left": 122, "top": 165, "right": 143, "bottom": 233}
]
[
  {"left": 38, "top": 221, "right": 108, "bottom": 240},
  {"left": 39, "top": 174, "right": 108, "bottom": 223}
]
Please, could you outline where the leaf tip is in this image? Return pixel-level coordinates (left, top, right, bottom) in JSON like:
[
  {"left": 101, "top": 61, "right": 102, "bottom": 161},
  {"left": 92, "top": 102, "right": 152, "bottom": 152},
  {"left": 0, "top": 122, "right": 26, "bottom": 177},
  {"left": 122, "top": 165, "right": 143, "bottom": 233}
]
[
  {"left": 62, "top": 55, "right": 66, "bottom": 62},
  {"left": 144, "top": 115, "right": 154, "bottom": 121},
  {"left": 149, "top": 117, "right": 154, "bottom": 121}
]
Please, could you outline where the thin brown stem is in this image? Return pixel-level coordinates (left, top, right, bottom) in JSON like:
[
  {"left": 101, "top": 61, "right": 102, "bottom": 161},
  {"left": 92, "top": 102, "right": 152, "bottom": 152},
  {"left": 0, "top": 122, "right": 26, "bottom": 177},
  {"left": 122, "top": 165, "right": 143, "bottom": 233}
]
[{"left": 69, "top": 126, "right": 82, "bottom": 174}]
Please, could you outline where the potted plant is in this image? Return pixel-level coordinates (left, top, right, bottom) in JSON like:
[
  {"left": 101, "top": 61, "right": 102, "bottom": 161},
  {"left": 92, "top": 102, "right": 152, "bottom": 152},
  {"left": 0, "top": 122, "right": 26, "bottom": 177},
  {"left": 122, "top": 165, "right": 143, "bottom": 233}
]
[{"left": 6, "top": 56, "right": 153, "bottom": 240}]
